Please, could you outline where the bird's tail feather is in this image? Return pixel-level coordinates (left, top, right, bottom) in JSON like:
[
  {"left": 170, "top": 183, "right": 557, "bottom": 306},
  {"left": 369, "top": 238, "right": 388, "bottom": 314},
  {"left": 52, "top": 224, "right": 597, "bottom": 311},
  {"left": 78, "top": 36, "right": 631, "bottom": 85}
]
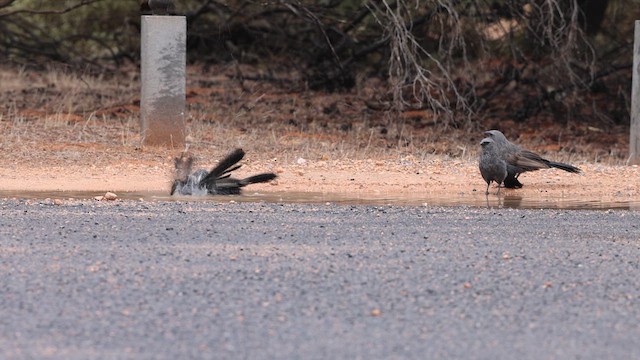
[
  {"left": 547, "top": 161, "right": 582, "bottom": 174},
  {"left": 210, "top": 173, "right": 275, "bottom": 195},
  {"left": 240, "top": 173, "right": 277, "bottom": 186}
]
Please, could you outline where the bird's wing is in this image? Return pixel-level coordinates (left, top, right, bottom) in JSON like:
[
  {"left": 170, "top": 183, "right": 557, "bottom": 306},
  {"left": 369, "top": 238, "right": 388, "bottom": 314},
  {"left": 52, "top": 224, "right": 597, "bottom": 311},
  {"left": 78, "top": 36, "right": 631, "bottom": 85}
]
[
  {"left": 200, "top": 149, "right": 245, "bottom": 187},
  {"left": 510, "top": 151, "right": 550, "bottom": 171}
]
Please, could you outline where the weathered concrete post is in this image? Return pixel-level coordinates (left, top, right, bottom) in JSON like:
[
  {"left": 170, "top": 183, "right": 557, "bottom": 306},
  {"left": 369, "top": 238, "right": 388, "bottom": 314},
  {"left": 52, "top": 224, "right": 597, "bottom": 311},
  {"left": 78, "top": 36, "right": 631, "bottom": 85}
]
[
  {"left": 140, "top": 15, "right": 186, "bottom": 147},
  {"left": 630, "top": 21, "right": 640, "bottom": 165}
]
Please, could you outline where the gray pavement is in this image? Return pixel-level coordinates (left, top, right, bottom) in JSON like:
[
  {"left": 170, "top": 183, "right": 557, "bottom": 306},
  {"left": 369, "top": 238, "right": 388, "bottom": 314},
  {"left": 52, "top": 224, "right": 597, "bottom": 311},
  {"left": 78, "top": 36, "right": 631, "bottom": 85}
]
[{"left": 1, "top": 199, "right": 639, "bottom": 359}]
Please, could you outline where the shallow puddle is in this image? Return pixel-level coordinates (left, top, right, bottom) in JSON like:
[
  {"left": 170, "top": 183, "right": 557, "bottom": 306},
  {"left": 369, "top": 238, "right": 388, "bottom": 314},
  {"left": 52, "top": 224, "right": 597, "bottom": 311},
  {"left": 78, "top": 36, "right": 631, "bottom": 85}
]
[{"left": 0, "top": 190, "right": 638, "bottom": 210}]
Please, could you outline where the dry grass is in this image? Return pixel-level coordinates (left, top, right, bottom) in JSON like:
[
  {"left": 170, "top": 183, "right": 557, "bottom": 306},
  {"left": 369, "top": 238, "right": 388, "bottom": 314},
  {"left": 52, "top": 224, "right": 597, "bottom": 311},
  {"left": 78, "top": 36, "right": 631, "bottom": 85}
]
[{"left": 0, "top": 64, "right": 630, "bottom": 169}]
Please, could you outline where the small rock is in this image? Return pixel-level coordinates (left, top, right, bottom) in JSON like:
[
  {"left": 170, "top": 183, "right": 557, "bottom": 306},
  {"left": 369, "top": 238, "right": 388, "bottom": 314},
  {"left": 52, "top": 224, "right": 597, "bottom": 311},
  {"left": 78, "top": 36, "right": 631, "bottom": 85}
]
[
  {"left": 104, "top": 192, "right": 118, "bottom": 201},
  {"left": 296, "top": 157, "right": 307, "bottom": 165},
  {"left": 53, "top": 199, "right": 64, "bottom": 205},
  {"left": 94, "top": 196, "right": 104, "bottom": 201}
]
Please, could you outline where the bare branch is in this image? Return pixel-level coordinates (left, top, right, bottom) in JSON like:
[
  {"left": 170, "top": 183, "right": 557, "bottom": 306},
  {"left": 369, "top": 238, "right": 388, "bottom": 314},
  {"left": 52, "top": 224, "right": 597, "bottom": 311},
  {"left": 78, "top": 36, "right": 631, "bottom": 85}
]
[{"left": 0, "top": 0, "right": 104, "bottom": 18}]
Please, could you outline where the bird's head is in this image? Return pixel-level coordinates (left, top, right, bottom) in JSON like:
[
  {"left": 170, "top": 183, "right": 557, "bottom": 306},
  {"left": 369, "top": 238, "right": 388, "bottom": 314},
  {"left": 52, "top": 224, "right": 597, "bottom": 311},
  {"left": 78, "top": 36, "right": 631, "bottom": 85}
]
[
  {"left": 484, "top": 129, "right": 507, "bottom": 141},
  {"left": 480, "top": 137, "right": 495, "bottom": 147}
]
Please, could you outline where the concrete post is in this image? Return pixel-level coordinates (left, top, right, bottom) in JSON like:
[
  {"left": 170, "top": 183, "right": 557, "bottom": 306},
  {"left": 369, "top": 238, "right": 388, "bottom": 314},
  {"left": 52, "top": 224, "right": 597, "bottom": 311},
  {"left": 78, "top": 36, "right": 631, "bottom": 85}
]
[
  {"left": 630, "top": 21, "right": 640, "bottom": 165},
  {"left": 140, "top": 15, "right": 186, "bottom": 147}
]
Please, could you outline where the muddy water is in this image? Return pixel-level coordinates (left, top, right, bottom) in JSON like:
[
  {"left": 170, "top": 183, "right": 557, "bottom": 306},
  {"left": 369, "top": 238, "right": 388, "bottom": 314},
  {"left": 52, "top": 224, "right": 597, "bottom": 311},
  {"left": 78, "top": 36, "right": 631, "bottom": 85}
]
[{"left": 0, "top": 190, "right": 638, "bottom": 210}]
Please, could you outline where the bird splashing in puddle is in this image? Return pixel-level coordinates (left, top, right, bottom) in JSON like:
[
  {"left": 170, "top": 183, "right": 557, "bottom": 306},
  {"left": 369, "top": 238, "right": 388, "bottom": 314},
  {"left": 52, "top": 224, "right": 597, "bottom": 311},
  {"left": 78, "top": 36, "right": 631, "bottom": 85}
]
[{"left": 171, "top": 148, "right": 277, "bottom": 196}]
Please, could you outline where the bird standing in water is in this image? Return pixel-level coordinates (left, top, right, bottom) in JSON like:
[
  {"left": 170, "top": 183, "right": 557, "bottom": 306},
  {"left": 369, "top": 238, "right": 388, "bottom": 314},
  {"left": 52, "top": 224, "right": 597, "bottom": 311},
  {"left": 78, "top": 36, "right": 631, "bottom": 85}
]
[
  {"left": 483, "top": 130, "right": 582, "bottom": 188},
  {"left": 479, "top": 137, "right": 507, "bottom": 195}
]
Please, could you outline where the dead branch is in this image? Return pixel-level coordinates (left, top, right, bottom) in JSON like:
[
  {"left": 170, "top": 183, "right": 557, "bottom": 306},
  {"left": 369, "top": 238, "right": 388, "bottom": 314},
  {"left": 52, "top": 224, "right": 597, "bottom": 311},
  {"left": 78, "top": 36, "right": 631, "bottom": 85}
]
[{"left": 0, "top": 0, "right": 104, "bottom": 18}]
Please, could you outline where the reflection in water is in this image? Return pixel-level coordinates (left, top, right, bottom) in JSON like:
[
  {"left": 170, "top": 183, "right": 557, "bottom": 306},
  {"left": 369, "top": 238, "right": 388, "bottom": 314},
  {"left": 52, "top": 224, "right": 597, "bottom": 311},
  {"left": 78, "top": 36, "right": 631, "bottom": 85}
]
[{"left": 0, "top": 190, "right": 638, "bottom": 210}]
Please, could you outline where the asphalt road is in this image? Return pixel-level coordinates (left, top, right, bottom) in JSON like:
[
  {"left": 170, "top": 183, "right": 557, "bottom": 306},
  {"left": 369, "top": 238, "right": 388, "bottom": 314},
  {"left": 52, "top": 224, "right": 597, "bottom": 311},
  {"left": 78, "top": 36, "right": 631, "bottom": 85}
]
[{"left": 1, "top": 199, "right": 639, "bottom": 359}]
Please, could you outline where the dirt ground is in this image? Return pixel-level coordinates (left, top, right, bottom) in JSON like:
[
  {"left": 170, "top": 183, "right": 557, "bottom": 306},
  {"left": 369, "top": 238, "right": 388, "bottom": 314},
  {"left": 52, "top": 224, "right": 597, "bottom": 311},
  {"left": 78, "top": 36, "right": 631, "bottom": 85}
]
[
  {"left": 0, "top": 138, "right": 638, "bottom": 205},
  {"left": 0, "top": 65, "right": 638, "bottom": 205}
]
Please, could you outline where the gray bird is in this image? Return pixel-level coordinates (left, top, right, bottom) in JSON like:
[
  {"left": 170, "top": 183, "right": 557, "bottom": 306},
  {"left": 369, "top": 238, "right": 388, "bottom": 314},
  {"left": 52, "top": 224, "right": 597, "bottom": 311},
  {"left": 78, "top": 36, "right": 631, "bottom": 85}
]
[
  {"left": 171, "top": 148, "right": 277, "bottom": 196},
  {"left": 148, "top": 0, "right": 176, "bottom": 15},
  {"left": 479, "top": 137, "right": 507, "bottom": 195},
  {"left": 484, "top": 130, "right": 582, "bottom": 188}
]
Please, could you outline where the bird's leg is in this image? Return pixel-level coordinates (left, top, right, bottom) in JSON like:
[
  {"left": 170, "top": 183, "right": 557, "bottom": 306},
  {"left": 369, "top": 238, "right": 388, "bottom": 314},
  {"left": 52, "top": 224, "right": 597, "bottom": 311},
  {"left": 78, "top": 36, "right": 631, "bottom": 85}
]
[{"left": 485, "top": 182, "right": 490, "bottom": 195}]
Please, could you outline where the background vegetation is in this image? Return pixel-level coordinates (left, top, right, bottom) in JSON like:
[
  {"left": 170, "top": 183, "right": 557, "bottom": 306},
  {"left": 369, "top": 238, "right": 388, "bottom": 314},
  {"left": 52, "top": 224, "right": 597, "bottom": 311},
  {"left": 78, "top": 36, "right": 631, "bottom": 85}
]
[{"left": 0, "top": 0, "right": 637, "bottom": 129}]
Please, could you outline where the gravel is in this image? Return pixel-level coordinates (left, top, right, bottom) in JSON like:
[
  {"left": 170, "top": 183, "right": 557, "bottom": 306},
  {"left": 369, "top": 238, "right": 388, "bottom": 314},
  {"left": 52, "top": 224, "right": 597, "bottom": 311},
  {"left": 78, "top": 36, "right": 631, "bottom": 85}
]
[{"left": 1, "top": 199, "right": 639, "bottom": 359}]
